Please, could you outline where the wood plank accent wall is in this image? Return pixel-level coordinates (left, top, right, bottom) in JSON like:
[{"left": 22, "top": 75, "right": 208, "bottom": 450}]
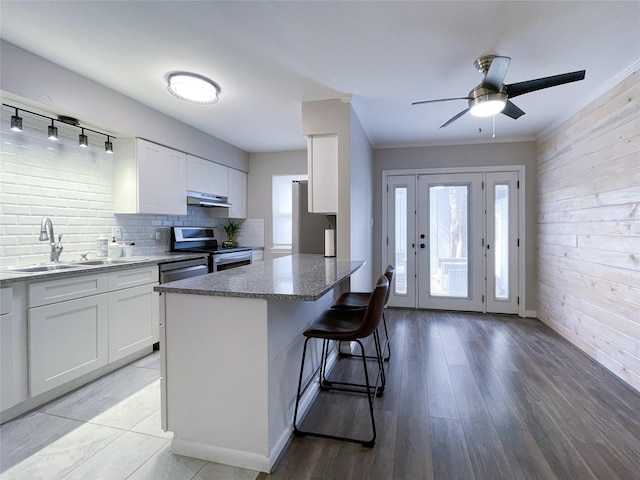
[{"left": 536, "top": 69, "right": 640, "bottom": 392}]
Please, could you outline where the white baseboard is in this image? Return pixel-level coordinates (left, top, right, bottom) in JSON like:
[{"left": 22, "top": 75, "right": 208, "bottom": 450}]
[
  {"left": 171, "top": 437, "right": 266, "bottom": 473},
  {"left": 524, "top": 310, "right": 537, "bottom": 318}
]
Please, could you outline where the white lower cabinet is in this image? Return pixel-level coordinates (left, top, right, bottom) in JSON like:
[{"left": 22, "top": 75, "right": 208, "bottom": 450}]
[
  {"left": 29, "top": 293, "right": 109, "bottom": 396},
  {"left": 25, "top": 266, "right": 159, "bottom": 399},
  {"left": 1, "top": 284, "right": 28, "bottom": 410},
  {"left": 108, "top": 283, "right": 159, "bottom": 362}
]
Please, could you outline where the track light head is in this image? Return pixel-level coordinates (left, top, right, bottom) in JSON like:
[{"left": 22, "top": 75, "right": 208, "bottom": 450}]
[
  {"left": 10, "top": 108, "right": 23, "bottom": 132},
  {"left": 79, "top": 128, "right": 88, "bottom": 147},
  {"left": 48, "top": 119, "right": 59, "bottom": 140},
  {"left": 105, "top": 136, "right": 113, "bottom": 154}
]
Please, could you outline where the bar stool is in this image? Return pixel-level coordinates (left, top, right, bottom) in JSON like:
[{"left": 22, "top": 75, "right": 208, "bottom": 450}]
[
  {"left": 292, "top": 275, "right": 389, "bottom": 448},
  {"left": 331, "top": 265, "right": 395, "bottom": 361}
]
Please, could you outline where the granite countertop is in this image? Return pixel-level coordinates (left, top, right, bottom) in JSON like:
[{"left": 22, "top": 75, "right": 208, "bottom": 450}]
[
  {"left": 155, "top": 254, "right": 364, "bottom": 301},
  {"left": 0, "top": 252, "right": 208, "bottom": 286}
]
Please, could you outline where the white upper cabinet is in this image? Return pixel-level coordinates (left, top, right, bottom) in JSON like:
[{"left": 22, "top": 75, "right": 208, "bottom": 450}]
[
  {"left": 228, "top": 169, "right": 248, "bottom": 219},
  {"left": 307, "top": 134, "right": 338, "bottom": 213},
  {"left": 114, "top": 138, "right": 187, "bottom": 215},
  {"left": 187, "top": 154, "right": 229, "bottom": 197}
]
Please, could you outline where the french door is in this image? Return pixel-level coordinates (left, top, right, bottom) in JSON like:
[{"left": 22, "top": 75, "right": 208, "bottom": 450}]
[{"left": 385, "top": 170, "right": 520, "bottom": 314}]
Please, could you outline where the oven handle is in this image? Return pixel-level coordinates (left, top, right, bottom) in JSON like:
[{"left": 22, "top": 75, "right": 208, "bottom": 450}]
[{"left": 213, "top": 251, "right": 252, "bottom": 265}]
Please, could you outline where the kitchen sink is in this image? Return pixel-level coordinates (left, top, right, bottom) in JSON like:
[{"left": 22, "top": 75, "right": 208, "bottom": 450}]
[
  {"left": 71, "top": 258, "right": 149, "bottom": 266},
  {"left": 9, "top": 264, "right": 80, "bottom": 273}
]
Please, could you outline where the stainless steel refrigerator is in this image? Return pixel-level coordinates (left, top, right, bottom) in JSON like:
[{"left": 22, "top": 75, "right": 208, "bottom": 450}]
[{"left": 292, "top": 180, "right": 334, "bottom": 254}]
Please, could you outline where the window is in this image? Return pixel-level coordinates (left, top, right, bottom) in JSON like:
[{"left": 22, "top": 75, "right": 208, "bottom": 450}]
[{"left": 272, "top": 174, "right": 307, "bottom": 249}]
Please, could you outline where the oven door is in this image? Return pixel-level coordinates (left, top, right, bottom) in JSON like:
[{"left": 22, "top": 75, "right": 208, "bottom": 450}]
[{"left": 213, "top": 251, "right": 252, "bottom": 272}]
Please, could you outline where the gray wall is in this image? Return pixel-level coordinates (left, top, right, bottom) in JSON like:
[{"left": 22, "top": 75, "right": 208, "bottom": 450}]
[
  {"left": 247, "top": 150, "right": 307, "bottom": 261},
  {"left": 373, "top": 141, "right": 538, "bottom": 312},
  {"left": 349, "top": 108, "right": 374, "bottom": 289},
  {"left": 1, "top": 40, "right": 248, "bottom": 172}
]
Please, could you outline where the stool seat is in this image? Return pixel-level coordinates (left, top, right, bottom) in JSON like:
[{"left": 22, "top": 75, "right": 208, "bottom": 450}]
[
  {"left": 303, "top": 308, "right": 365, "bottom": 341},
  {"left": 332, "top": 291, "right": 369, "bottom": 309}
]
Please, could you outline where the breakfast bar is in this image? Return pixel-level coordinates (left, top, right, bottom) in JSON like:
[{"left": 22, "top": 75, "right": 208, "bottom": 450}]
[{"left": 155, "top": 254, "right": 364, "bottom": 473}]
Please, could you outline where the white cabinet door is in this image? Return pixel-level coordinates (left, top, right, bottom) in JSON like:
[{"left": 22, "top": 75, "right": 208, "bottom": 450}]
[
  {"left": 114, "top": 138, "right": 187, "bottom": 215},
  {"left": 1, "top": 284, "right": 28, "bottom": 411},
  {"left": 108, "top": 283, "right": 158, "bottom": 362},
  {"left": 164, "top": 148, "right": 187, "bottom": 216},
  {"left": 307, "top": 134, "right": 338, "bottom": 213},
  {"left": 228, "top": 169, "right": 247, "bottom": 218},
  {"left": 186, "top": 155, "right": 210, "bottom": 193},
  {"left": 138, "top": 140, "right": 164, "bottom": 214},
  {"left": 209, "top": 161, "right": 229, "bottom": 197},
  {"left": 29, "top": 294, "right": 109, "bottom": 396},
  {"left": 187, "top": 154, "right": 229, "bottom": 197}
]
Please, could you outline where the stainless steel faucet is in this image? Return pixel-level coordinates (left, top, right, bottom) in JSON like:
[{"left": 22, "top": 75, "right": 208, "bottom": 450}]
[{"left": 39, "top": 216, "right": 63, "bottom": 262}]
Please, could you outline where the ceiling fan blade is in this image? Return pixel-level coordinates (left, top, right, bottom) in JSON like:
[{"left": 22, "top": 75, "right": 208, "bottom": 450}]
[
  {"left": 440, "top": 108, "right": 469, "bottom": 128},
  {"left": 412, "top": 97, "right": 470, "bottom": 106},
  {"left": 501, "top": 100, "right": 525, "bottom": 119},
  {"left": 506, "top": 70, "right": 586, "bottom": 98},
  {"left": 483, "top": 56, "right": 511, "bottom": 91}
]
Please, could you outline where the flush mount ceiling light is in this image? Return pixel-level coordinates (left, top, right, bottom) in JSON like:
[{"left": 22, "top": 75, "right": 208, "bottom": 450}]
[
  {"left": 167, "top": 72, "right": 221, "bottom": 104},
  {"left": 10, "top": 108, "right": 23, "bottom": 131}
]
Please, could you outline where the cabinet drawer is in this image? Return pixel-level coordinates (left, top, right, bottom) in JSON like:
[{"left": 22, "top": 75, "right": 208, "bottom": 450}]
[
  {"left": 29, "top": 275, "right": 108, "bottom": 308},
  {"left": 108, "top": 266, "right": 158, "bottom": 290}
]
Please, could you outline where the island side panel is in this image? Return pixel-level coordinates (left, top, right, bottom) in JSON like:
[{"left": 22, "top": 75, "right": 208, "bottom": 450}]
[
  {"left": 164, "top": 293, "right": 269, "bottom": 468},
  {"left": 266, "top": 279, "right": 348, "bottom": 463}
]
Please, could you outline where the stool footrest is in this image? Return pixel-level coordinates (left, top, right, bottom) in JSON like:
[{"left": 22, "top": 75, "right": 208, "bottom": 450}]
[{"left": 293, "top": 428, "right": 375, "bottom": 448}]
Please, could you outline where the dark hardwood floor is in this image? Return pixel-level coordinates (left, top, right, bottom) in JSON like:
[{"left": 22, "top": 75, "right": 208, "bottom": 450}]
[{"left": 263, "top": 309, "right": 640, "bottom": 480}]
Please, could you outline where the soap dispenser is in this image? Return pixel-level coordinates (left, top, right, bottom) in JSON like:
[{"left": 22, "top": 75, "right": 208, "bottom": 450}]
[{"left": 108, "top": 236, "right": 122, "bottom": 258}]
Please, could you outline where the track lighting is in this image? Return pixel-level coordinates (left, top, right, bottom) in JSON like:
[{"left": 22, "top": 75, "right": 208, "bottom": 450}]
[
  {"left": 105, "top": 136, "right": 113, "bottom": 154},
  {"left": 10, "top": 108, "right": 23, "bottom": 132},
  {"left": 2, "top": 104, "right": 115, "bottom": 152},
  {"left": 47, "top": 119, "right": 59, "bottom": 140},
  {"left": 79, "top": 128, "right": 88, "bottom": 147}
]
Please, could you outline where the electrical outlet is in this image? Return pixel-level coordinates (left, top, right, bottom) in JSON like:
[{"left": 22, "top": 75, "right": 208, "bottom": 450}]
[
  {"left": 155, "top": 231, "right": 162, "bottom": 240},
  {"left": 112, "top": 227, "right": 122, "bottom": 241}
]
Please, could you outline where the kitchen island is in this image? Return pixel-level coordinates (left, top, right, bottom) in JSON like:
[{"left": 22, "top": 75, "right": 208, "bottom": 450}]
[{"left": 155, "top": 254, "right": 364, "bottom": 473}]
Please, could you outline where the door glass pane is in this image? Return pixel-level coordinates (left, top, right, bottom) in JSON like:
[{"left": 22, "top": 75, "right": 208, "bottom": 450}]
[
  {"left": 429, "top": 185, "right": 468, "bottom": 297},
  {"left": 394, "top": 187, "right": 407, "bottom": 295},
  {"left": 494, "top": 184, "right": 509, "bottom": 299}
]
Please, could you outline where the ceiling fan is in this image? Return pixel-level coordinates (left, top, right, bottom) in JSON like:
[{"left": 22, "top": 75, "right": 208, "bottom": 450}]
[{"left": 412, "top": 55, "right": 586, "bottom": 128}]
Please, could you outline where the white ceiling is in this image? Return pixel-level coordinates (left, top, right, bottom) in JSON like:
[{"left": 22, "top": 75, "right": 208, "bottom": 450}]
[{"left": 1, "top": 1, "right": 638, "bottom": 153}]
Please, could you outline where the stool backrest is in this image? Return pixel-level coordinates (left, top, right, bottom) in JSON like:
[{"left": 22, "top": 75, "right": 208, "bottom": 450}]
[
  {"left": 353, "top": 275, "right": 389, "bottom": 339},
  {"left": 383, "top": 265, "right": 395, "bottom": 307}
]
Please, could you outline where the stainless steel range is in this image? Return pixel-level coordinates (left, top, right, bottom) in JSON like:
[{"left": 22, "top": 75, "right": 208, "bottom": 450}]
[{"left": 170, "top": 227, "right": 252, "bottom": 272}]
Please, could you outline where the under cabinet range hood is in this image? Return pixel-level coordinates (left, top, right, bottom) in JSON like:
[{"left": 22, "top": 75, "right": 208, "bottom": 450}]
[{"left": 187, "top": 190, "right": 232, "bottom": 208}]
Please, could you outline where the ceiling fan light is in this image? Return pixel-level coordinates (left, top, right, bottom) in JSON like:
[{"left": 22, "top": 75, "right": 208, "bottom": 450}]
[
  {"left": 167, "top": 72, "right": 220, "bottom": 104},
  {"left": 469, "top": 92, "right": 507, "bottom": 117}
]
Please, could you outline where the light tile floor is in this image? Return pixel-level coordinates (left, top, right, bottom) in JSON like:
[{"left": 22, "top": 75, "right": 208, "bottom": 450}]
[{"left": 0, "top": 352, "right": 260, "bottom": 480}]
